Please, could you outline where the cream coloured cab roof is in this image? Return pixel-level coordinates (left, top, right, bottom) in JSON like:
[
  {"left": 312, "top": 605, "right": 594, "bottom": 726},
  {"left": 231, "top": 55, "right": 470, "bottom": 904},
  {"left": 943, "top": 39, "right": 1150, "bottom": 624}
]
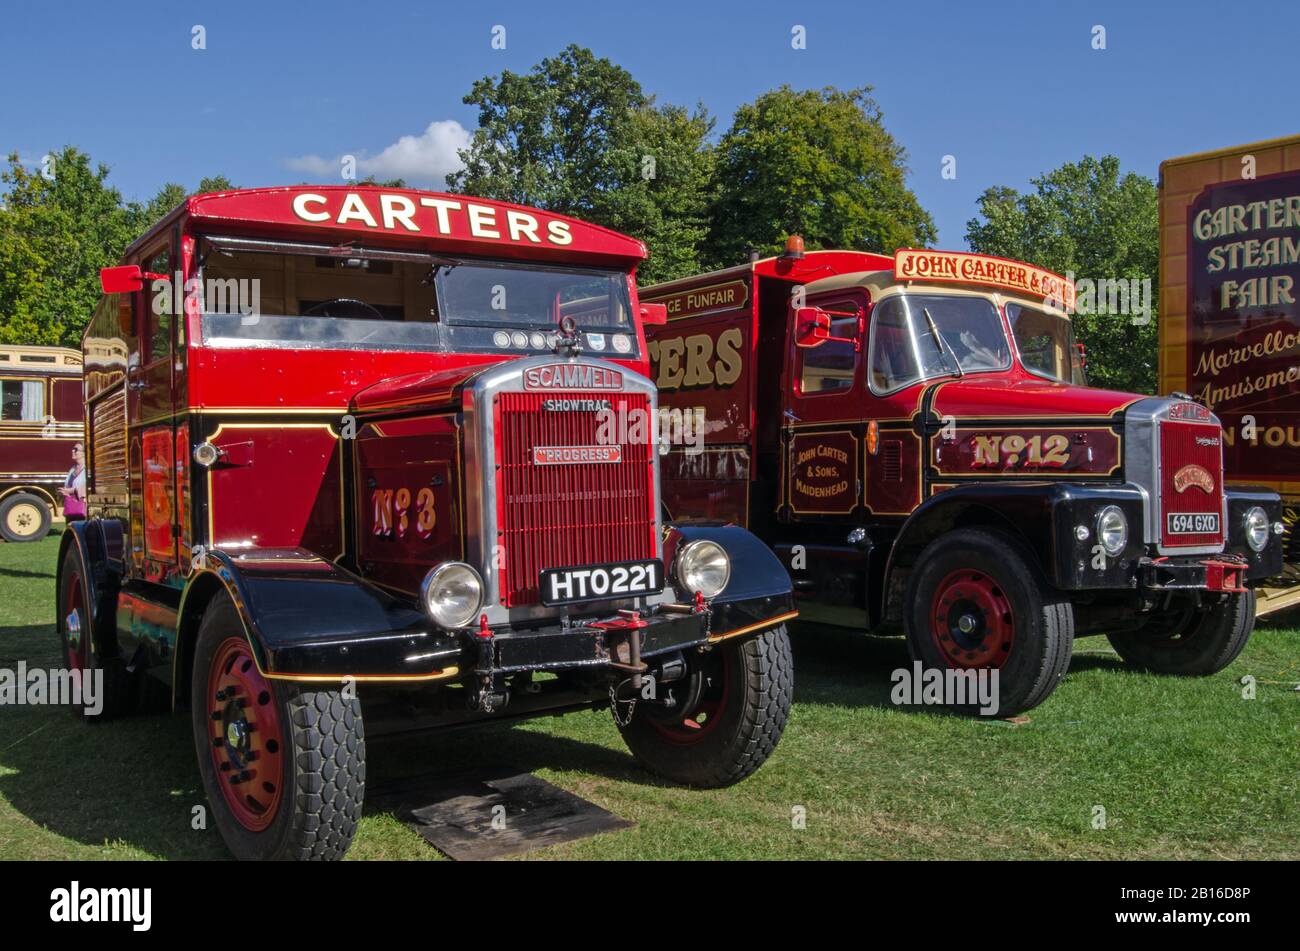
[{"left": 801, "top": 269, "right": 1073, "bottom": 320}]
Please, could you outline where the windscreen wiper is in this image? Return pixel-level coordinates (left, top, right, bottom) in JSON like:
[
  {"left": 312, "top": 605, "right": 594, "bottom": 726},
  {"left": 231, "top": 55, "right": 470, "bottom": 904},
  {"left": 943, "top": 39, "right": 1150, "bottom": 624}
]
[{"left": 922, "top": 306, "right": 964, "bottom": 378}]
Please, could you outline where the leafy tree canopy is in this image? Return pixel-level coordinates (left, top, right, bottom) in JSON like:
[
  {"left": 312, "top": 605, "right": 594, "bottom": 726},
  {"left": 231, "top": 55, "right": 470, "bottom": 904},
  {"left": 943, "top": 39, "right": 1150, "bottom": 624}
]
[
  {"left": 705, "top": 85, "right": 935, "bottom": 268},
  {"left": 0, "top": 149, "right": 235, "bottom": 346},
  {"left": 449, "top": 45, "right": 714, "bottom": 284},
  {"left": 965, "top": 155, "right": 1158, "bottom": 394}
]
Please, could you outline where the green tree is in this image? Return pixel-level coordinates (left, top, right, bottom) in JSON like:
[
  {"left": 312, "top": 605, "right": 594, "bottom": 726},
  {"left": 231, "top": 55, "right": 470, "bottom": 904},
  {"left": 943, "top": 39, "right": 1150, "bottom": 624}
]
[
  {"left": 965, "top": 155, "right": 1158, "bottom": 394},
  {"left": 448, "top": 45, "right": 714, "bottom": 284},
  {"left": 138, "top": 175, "right": 239, "bottom": 230},
  {"left": 0, "top": 147, "right": 140, "bottom": 347},
  {"left": 705, "top": 85, "right": 935, "bottom": 268},
  {"left": 0, "top": 152, "right": 239, "bottom": 346}
]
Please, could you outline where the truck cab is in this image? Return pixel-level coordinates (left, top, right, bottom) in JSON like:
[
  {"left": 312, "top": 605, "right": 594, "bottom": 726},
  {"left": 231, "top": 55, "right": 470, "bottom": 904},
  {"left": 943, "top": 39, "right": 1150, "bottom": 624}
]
[
  {"left": 644, "top": 245, "right": 1285, "bottom": 715},
  {"left": 59, "top": 186, "right": 796, "bottom": 860}
]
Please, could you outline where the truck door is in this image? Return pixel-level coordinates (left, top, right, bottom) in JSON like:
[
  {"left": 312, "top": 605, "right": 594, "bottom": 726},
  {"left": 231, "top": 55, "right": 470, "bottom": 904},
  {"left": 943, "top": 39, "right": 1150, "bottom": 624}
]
[
  {"left": 861, "top": 294, "right": 928, "bottom": 516},
  {"left": 780, "top": 289, "right": 867, "bottom": 522},
  {"left": 127, "top": 240, "right": 179, "bottom": 578}
]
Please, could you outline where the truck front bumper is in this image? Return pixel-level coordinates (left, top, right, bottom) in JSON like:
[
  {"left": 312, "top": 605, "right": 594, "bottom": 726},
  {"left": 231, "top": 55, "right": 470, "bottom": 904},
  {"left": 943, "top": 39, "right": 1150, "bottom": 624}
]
[
  {"left": 1048, "top": 483, "right": 1284, "bottom": 591},
  {"left": 262, "top": 594, "right": 797, "bottom": 684}
]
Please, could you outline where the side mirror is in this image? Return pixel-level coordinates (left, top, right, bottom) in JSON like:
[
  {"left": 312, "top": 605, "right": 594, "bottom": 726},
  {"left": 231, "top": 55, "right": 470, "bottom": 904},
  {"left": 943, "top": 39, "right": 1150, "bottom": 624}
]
[
  {"left": 1074, "top": 341, "right": 1088, "bottom": 368},
  {"left": 640, "top": 302, "right": 668, "bottom": 326},
  {"left": 795, "top": 306, "right": 831, "bottom": 348},
  {"left": 101, "top": 265, "right": 144, "bottom": 294}
]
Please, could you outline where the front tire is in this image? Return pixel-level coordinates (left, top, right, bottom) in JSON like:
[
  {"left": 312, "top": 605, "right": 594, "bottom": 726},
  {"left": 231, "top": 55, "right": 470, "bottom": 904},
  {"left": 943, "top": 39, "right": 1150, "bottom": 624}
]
[
  {"left": 1, "top": 492, "right": 51, "bottom": 542},
  {"left": 615, "top": 624, "right": 793, "bottom": 788},
  {"left": 1107, "top": 589, "right": 1255, "bottom": 675},
  {"left": 905, "top": 528, "right": 1073, "bottom": 716},
  {"left": 192, "top": 594, "right": 365, "bottom": 860}
]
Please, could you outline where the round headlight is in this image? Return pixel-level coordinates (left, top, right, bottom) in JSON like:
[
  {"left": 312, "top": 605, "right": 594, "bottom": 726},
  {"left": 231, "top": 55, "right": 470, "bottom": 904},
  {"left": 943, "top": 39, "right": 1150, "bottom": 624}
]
[
  {"left": 420, "top": 562, "right": 483, "bottom": 629},
  {"left": 675, "top": 539, "right": 731, "bottom": 599},
  {"left": 1244, "top": 506, "right": 1269, "bottom": 552},
  {"left": 1096, "top": 505, "right": 1128, "bottom": 557}
]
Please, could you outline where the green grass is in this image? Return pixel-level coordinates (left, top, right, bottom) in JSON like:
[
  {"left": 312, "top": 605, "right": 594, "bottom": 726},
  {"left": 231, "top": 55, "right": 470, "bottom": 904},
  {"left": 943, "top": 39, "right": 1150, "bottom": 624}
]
[{"left": 1, "top": 530, "right": 1297, "bottom": 860}]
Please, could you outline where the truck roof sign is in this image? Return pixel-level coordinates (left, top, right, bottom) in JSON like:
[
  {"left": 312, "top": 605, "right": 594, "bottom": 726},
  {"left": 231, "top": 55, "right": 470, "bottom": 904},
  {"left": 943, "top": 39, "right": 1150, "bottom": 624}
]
[
  {"left": 128, "top": 186, "right": 648, "bottom": 266},
  {"left": 894, "top": 249, "right": 1076, "bottom": 310}
]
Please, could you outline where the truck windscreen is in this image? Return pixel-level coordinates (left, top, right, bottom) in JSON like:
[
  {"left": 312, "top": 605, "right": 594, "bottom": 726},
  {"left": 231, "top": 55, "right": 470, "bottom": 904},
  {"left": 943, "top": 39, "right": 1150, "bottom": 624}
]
[
  {"left": 1006, "top": 302, "right": 1087, "bottom": 385},
  {"left": 197, "top": 239, "right": 635, "bottom": 355},
  {"left": 869, "top": 294, "right": 1010, "bottom": 393}
]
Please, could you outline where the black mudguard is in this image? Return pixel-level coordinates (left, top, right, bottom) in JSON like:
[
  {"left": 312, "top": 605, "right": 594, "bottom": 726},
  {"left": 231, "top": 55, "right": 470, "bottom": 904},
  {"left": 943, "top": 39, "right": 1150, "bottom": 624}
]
[
  {"left": 57, "top": 517, "right": 127, "bottom": 655},
  {"left": 884, "top": 482, "right": 1148, "bottom": 591},
  {"left": 183, "top": 548, "right": 457, "bottom": 682},
  {"left": 666, "top": 524, "right": 798, "bottom": 639}
]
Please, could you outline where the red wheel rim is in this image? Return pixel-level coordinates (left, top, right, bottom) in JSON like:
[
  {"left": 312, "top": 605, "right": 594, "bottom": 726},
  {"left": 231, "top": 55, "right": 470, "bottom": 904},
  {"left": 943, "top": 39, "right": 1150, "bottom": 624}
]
[
  {"left": 64, "top": 572, "right": 87, "bottom": 673},
  {"left": 207, "top": 637, "right": 285, "bottom": 832},
  {"left": 645, "top": 649, "right": 732, "bottom": 746},
  {"left": 930, "top": 568, "right": 1015, "bottom": 669}
]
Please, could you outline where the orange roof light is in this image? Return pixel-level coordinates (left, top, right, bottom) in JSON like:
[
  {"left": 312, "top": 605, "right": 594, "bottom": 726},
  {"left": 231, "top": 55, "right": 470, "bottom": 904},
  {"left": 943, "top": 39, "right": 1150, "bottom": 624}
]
[{"left": 781, "top": 234, "right": 806, "bottom": 260}]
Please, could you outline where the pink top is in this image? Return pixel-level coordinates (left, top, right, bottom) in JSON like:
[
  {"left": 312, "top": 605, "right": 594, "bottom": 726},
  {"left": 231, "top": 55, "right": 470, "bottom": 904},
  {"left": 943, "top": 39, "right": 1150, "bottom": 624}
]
[{"left": 63, "top": 465, "right": 85, "bottom": 517}]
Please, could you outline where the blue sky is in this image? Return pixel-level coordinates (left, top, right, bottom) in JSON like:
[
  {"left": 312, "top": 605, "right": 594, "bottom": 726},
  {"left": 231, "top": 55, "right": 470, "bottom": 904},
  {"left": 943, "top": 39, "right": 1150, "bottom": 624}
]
[{"left": 3, "top": 0, "right": 1297, "bottom": 250}]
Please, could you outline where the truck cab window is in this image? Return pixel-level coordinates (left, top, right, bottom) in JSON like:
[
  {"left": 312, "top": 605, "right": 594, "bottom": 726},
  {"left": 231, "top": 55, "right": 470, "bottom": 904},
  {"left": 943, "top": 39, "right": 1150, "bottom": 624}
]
[
  {"left": 145, "top": 246, "right": 172, "bottom": 362},
  {"left": 869, "top": 294, "right": 1009, "bottom": 393},
  {"left": 799, "top": 311, "right": 859, "bottom": 394},
  {"left": 1007, "top": 301, "right": 1087, "bottom": 385},
  {"left": 197, "top": 241, "right": 632, "bottom": 354}
]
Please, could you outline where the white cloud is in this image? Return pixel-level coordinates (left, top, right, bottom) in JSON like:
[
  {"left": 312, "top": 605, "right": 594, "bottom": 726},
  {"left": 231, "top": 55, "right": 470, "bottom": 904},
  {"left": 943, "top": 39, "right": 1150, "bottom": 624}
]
[{"left": 286, "top": 120, "right": 470, "bottom": 186}]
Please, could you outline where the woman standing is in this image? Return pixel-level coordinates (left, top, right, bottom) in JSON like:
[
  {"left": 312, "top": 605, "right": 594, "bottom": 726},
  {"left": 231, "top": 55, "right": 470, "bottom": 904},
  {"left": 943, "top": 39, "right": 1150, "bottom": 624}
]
[{"left": 60, "top": 442, "right": 86, "bottom": 522}]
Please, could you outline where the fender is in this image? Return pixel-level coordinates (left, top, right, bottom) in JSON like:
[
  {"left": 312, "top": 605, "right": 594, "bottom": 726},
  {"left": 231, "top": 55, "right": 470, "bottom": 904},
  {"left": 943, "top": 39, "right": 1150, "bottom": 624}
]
[
  {"left": 178, "top": 548, "right": 461, "bottom": 686},
  {"left": 882, "top": 482, "right": 1148, "bottom": 600},
  {"left": 1225, "top": 485, "right": 1285, "bottom": 581},
  {"left": 665, "top": 523, "right": 798, "bottom": 640},
  {"left": 56, "top": 517, "right": 127, "bottom": 658}
]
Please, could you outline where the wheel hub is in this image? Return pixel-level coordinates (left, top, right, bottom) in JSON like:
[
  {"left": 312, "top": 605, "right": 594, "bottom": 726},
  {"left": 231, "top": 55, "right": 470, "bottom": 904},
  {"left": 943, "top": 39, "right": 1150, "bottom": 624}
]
[
  {"left": 643, "top": 650, "right": 731, "bottom": 746},
  {"left": 207, "top": 637, "right": 285, "bottom": 832},
  {"left": 930, "top": 569, "right": 1015, "bottom": 669},
  {"left": 64, "top": 609, "right": 82, "bottom": 658},
  {"left": 63, "top": 573, "right": 86, "bottom": 672}
]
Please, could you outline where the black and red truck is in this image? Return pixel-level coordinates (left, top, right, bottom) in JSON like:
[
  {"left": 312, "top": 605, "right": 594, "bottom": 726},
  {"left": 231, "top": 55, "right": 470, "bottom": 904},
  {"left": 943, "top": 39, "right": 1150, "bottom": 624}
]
[
  {"left": 60, "top": 186, "right": 796, "bottom": 860},
  {"left": 643, "top": 243, "right": 1285, "bottom": 715}
]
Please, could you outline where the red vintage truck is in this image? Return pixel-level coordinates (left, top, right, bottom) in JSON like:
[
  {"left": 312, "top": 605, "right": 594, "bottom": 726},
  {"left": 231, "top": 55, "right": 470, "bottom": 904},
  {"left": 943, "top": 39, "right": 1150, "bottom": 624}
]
[
  {"left": 0, "top": 345, "right": 84, "bottom": 541},
  {"left": 644, "top": 242, "right": 1285, "bottom": 715},
  {"left": 60, "top": 186, "right": 796, "bottom": 860},
  {"left": 1158, "top": 134, "right": 1300, "bottom": 616}
]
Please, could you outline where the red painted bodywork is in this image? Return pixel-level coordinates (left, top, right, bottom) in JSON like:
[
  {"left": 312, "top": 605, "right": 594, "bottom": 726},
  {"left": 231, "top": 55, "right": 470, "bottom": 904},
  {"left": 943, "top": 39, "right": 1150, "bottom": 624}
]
[
  {"left": 643, "top": 250, "right": 1149, "bottom": 529},
  {"left": 83, "top": 186, "right": 655, "bottom": 595},
  {"left": 493, "top": 390, "right": 658, "bottom": 606}
]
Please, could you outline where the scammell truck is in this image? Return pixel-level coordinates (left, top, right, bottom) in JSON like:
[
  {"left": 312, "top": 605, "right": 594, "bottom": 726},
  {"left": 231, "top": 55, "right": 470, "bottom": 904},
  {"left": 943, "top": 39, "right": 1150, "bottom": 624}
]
[
  {"left": 643, "top": 242, "right": 1284, "bottom": 715},
  {"left": 59, "top": 186, "right": 796, "bottom": 860},
  {"left": 1158, "top": 134, "right": 1300, "bottom": 616}
]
